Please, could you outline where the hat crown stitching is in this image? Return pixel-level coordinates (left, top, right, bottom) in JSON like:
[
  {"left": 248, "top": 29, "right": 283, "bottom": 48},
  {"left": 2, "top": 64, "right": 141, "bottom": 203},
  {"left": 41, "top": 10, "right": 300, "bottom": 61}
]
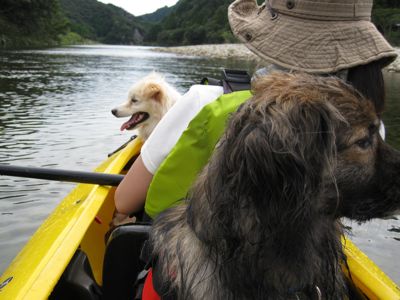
[
  {"left": 286, "top": 0, "right": 295, "bottom": 9},
  {"left": 269, "top": 0, "right": 372, "bottom": 21}
]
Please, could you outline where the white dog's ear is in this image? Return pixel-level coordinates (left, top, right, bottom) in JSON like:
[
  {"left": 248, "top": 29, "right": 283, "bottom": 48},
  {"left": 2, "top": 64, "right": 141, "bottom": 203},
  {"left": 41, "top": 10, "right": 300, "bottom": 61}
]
[{"left": 145, "top": 83, "right": 163, "bottom": 102}]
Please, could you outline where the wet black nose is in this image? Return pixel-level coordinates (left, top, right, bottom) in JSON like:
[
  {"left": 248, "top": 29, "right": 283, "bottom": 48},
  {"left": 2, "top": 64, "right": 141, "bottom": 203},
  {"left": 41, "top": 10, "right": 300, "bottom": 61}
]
[{"left": 111, "top": 108, "right": 117, "bottom": 116}]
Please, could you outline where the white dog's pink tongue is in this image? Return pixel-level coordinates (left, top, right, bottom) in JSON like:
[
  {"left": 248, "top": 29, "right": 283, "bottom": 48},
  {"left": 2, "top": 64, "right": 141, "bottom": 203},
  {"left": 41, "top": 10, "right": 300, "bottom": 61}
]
[{"left": 120, "top": 113, "right": 144, "bottom": 131}]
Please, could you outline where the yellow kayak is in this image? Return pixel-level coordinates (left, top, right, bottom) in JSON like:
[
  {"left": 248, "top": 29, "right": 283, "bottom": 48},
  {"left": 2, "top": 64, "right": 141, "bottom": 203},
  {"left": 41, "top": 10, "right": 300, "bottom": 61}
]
[{"left": 0, "top": 138, "right": 399, "bottom": 299}]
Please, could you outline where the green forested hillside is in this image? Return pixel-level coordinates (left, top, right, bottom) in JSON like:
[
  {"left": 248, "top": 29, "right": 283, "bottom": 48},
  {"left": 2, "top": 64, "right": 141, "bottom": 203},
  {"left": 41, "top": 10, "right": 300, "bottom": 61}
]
[
  {"left": 0, "top": 0, "right": 399, "bottom": 49},
  {"left": 0, "top": 0, "right": 146, "bottom": 48},
  {"left": 0, "top": 0, "right": 67, "bottom": 48},
  {"left": 138, "top": 6, "right": 175, "bottom": 23},
  {"left": 144, "top": 0, "right": 400, "bottom": 46},
  {"left": 145, "top": 0, "right": 235, "bottom": 45},
  {"left": 373, "top": 0, "right": 400, "bottom": 45},
  {"left": 59, "top": 0, "right": 145, "bottom": 44}
]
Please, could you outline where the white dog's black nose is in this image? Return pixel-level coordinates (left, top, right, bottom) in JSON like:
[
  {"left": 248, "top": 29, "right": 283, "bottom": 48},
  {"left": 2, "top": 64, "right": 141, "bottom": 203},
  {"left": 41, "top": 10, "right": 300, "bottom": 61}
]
[{"left": 111, "top": 108, "right": 118, "bottom": 116}]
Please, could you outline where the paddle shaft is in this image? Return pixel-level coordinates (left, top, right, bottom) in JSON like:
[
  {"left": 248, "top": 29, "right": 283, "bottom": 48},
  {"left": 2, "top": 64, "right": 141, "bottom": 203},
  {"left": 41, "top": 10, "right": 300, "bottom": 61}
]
[{"left": 0, "top": 164, "right": 124, "bottom": 186}]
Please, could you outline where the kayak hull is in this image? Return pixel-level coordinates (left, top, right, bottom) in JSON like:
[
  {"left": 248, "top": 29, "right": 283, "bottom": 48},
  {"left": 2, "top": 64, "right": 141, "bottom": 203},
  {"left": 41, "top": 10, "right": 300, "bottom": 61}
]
[{"left": 0, "top": 139, "right": 142, "bottom": 299}]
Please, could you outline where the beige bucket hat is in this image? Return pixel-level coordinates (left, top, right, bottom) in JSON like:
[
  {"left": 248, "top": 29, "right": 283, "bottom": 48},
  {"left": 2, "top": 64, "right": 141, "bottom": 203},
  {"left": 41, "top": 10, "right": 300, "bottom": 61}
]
[{"left": 228, "top": 0, "right": 398, "bottom": 73}]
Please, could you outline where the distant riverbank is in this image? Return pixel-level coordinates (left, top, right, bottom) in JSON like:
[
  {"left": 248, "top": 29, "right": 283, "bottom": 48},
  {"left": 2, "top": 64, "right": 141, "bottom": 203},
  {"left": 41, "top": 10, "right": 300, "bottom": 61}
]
[
  {"left": 155, "top": 44, "right": 259, "bottom": 61},
  {"left": 154, "top": 44, "right": 400, "bottom": 72}
]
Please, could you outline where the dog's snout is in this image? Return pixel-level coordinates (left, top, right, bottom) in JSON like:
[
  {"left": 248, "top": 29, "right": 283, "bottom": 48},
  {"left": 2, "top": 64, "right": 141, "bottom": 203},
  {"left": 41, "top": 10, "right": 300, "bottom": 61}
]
[{"left": 111, "top": 108, "right": 118, "bottom": 116}]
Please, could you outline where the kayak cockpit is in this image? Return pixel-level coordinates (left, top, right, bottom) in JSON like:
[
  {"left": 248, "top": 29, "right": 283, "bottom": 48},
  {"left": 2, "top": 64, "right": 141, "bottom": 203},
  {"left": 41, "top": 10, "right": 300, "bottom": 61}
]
[
  {"left": 48, "top": 222, "right": 375, "bottom": 300},
  {"left": 50, "top": 223, "right": 150, "bottom": 300}
]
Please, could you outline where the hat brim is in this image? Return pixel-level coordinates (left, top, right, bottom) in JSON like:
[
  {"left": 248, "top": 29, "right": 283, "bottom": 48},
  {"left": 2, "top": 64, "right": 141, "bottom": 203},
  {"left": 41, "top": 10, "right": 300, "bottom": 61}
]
[{"left": 228, "top": 0, "right": 398, "bottom": 73}]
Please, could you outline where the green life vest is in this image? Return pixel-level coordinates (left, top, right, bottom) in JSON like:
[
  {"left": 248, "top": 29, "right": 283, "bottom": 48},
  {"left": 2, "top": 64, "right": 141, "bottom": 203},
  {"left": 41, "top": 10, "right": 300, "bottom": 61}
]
[{"left": 144, "top": 90, "right": 252, "bottom": 219}]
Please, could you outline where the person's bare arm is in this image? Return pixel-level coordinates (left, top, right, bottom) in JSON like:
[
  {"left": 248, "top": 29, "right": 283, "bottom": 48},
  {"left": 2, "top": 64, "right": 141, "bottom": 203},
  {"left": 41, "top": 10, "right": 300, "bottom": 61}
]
[{"left": 114, "top": 155, "right": 153, "bottom": 215}]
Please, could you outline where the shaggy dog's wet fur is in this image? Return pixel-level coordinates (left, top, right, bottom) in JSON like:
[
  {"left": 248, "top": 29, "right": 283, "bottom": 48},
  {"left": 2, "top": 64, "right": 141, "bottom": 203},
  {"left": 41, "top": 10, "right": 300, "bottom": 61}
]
[{"left": 149, "top": 73, "right": 400, "bottom": 299}]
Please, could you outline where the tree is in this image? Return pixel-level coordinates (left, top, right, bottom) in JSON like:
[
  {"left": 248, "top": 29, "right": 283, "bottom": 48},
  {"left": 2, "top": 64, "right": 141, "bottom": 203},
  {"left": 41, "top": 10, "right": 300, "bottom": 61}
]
[
  {"left": 373, "top": 8, "right": 400, "bottom": 45},
  {"left": 0, "top": 0, "right": 68, "bottom": 46}
]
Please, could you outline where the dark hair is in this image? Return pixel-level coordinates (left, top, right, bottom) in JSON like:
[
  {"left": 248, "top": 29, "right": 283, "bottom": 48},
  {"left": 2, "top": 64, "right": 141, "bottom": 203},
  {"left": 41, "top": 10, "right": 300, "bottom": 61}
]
[
  {"left": 347, "top": 59, "right": 386, "bottom": 117},
  {"left": 255, "top": 59, "right": 387, "bottom": 116}
]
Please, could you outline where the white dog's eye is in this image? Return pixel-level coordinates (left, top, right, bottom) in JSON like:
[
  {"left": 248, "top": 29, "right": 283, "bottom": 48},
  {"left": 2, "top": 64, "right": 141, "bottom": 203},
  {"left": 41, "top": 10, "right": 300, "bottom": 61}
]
[{"left": 131, "top": 98, "right": 138, "bottom": 103}]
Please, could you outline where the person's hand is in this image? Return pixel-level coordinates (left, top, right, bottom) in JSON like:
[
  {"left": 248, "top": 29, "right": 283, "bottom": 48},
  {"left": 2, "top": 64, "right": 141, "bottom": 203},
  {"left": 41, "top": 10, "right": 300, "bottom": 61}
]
[
  {"left": 105, "top": 212, "right": 136, "bottom": 243},
  {"left": 110, "top": 212, "right": 136, "bottom": 227}
]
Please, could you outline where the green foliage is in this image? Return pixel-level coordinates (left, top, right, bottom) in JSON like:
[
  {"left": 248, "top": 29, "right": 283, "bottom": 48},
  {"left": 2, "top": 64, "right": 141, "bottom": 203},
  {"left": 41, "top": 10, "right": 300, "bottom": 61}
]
[
  {"left": 1, "top": 0, "right": 398, "bottom": 48},
  {"left": 0, "top": 0, "right": 68, "bottom": 48},
  {"left": 58, "top": 0, "right": 145, "bottom": 44},
  {"left": 145, "top": 0, "right": 235, "bottom": 46},
  {"left": 184, "top": 26, "right": 206, "bottom": 44},
  {"left": 59, "top": 31, "right": 93, "bottom": 45},
  {"left": 374, "top": 0, "right": 400, "bottom": 8},
  {"left": 139, "top": 6, "right": 174, "bottom": 23},
  {"left": 373, "top": 0, "right": 400, "bottom": 45},
  {"left": 143, "top": 0, "right": 400, "bottom": 46}
]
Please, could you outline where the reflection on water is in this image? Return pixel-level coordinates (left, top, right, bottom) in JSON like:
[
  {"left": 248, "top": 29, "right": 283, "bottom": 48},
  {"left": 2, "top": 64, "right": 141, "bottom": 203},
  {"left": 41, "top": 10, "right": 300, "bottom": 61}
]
[{"left": 0, "top": 45, "right": 399, "bottom": 285}]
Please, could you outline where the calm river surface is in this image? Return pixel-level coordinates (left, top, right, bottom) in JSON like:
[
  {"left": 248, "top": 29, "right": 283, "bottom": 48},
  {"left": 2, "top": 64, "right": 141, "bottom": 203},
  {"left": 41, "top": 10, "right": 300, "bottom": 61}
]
[{"left": 0, "top": 45, "right": 399, "bottom": 285}]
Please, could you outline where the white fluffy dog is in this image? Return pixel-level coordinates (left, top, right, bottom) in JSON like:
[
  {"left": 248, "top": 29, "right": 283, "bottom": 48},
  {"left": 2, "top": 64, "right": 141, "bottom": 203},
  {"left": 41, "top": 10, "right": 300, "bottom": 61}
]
[{"left": 112, "top": 72, "right": 181, "bottom": 140}]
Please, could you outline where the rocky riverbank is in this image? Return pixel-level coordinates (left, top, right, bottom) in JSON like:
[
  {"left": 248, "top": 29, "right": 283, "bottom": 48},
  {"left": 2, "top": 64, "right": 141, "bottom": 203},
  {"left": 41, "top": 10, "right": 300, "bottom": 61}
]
[
  {"left": 155, "top": 44, "right": 260, "bottom": 61},
  {"left": 386, "top": 48, "right": 400, "bottom": 72},
  {"left": 154, "top": 44, "right": 400, "bottom": 72}
]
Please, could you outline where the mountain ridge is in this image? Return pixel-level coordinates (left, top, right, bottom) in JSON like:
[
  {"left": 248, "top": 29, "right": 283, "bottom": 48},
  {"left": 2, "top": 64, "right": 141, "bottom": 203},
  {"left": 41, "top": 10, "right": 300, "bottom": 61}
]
[
  {"left": 1, "top": 0, "right": 399, "bottom": 49},
  {"left": 59, "top": 0, "right": 145, "bottom": 44}
]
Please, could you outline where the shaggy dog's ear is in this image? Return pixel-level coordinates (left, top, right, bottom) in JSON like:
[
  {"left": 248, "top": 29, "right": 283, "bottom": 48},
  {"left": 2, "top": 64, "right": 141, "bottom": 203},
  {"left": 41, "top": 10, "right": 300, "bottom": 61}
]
[
  {"left": 144, "top": 82, "right": 164, "bottom": 102},
  {"left": 190, "top": 73, "right": 345, "bottom": 241},
  {"left": 245, "top": 73, "right": 342, "bottom": 193},
  {"left": 227, "top": 74, "right": 342, "bottom": 201}
]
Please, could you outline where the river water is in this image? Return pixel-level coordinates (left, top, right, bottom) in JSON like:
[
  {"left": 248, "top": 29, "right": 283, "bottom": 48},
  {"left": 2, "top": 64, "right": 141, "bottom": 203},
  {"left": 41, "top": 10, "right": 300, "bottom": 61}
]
[{"left": 0, "top": 45, "right": 399, "bottom": 285}]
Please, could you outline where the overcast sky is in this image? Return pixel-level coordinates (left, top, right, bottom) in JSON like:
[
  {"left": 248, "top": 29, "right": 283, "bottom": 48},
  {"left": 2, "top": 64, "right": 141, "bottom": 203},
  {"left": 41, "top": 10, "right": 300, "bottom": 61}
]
[{"left": 97, "top": 0, "right": 179, "bottom": 16}]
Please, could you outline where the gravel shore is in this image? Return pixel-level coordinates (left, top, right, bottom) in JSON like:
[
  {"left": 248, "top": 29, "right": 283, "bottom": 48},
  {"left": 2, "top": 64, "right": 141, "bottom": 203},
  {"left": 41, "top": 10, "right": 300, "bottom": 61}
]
[
  {"left": 155, "top": 44, "right": 260, "bottom": 61},
  {"left": 386, "top": 48, "right": 400, "bottom": 72},
  {"left": 154, "top": 44, "right": 400, "bottom": 72}
]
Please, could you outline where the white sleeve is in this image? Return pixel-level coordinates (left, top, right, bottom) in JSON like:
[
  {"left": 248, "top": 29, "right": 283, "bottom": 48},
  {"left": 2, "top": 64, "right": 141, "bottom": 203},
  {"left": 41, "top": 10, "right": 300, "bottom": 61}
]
[
  {"left": 141, "top": 85, "right": 223, "bottom": 174},
  {"left": 379, "top": 120, "right": 385, "bottom": 140}
]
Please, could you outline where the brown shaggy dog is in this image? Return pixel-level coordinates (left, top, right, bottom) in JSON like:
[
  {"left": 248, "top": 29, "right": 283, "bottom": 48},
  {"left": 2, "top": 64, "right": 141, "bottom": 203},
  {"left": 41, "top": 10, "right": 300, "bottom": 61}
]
[{"left": 149, "top": 73, "right": 400, "bottom": 299}]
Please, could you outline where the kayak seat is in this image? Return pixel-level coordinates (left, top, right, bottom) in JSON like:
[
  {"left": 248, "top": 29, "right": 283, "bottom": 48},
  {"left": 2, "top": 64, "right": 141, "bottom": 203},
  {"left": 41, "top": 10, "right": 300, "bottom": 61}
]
[
  {"left": 102, "top": 223, "right": 151, "bottom": 300},
  {"left": 49, "top": 249, "right": 102, "bottom": 300},
  {"left": 101, "top": 224, "right": 368, "bottom": 300}
]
